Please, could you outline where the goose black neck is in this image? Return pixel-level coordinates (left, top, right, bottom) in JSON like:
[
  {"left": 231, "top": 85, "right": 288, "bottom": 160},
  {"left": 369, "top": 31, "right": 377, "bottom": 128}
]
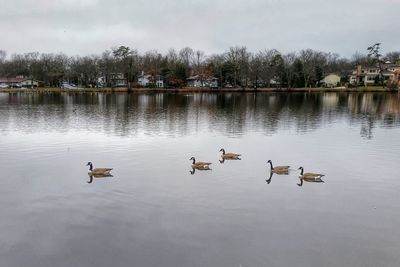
[
  {"left": 221, "top": 149, "right": 225, "bottom": 155},
  {"left": 266, "top": 172, "right": 273, "bottom": 184},
  {"left": 192, "top": 158, "right": 195, "bottom": 164},
  {"left": 89, "top": 163, "right": 93, "bottom": 171},
  {"left": 268, "top": 161, "right": 273, "bottom": 169},
  {"left": 297, "top": 179, "right": 304, "bottom": 187},
  {"left": 300, "top": 168, "right": 304, "bottom": 175}
]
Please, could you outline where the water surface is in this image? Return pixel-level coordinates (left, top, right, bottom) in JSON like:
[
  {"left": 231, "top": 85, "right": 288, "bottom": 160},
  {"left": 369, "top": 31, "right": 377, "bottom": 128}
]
[{"left": 0, "top": 92, "right": 399, "bottom": 267}]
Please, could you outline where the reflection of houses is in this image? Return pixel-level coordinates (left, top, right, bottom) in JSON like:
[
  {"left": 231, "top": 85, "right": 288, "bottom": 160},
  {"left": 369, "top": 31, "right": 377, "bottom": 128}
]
[
  {"left": 322, "top": 93, "right": 339, "bottom": 109},
  {"left": 320, "top": 74, "right": 340, "bottom": 87},
  {"left": 138, "top": 71, "right": 164, "bottom": 88},
  {"left": 349, "top": 63, "right": 400, "bottom": 85},
  {"left": 0, "top": 76, "right": 42, "bottom": 88},
  {"left": 187, "top": 75, "right": 218, "bottom": 88}
]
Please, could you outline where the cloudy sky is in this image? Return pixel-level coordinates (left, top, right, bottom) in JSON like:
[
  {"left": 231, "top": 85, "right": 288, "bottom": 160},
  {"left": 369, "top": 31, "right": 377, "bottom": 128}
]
[{"left": 0, "top": 0, "right": 398, "bottom": 57}]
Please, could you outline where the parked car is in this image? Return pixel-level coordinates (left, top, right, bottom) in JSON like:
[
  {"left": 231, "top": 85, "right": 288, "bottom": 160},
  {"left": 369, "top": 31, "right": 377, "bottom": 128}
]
[
  {"left": 113, "top": 82, "right": 127, "bottom": 87},
  {"left": 0, "top": 83, "right": 9, "bottom": 88},
  {"left": 61, "top": 82, "right": 78, "bottom": 89}
]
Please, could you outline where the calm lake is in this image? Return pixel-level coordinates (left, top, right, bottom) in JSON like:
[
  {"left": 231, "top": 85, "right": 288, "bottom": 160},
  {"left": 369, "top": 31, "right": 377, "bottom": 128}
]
[{"left": 0, "top": 92, "right": 399, "bottom": 267}]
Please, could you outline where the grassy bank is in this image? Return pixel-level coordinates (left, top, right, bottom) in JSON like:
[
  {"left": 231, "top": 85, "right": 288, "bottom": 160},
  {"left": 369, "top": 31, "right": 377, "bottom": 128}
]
[{"left": 0, "top": 86, "right": 396, "bottom": 93}]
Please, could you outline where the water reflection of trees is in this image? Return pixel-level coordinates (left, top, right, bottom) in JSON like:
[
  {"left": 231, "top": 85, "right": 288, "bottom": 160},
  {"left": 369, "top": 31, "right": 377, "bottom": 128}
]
[{"left": 0, "top": 92, "right": 399, "bottom": 139}]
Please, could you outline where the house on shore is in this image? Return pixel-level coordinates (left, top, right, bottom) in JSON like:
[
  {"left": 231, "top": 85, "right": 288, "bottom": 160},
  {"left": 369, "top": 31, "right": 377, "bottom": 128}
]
[
  {"left": 138, "top": 71, "right": 164, "bottom": 88},
  {"left": 0, "top": 76, "right": 42, "bottom": 88},
  {"left": 320, "top": 74, "right": 341, "bottom": 87},
  {"left": 96, "top": 74, "right": 127, "bottom": 87},
  {"left": 110, "top": 73, "right": 127, "bottom": 87},
  {"left": 349, "top": 63, "right": 400, "bottom": 85},
  {"left": 187, "top": 75, "right": 218, "bottom": 88}
]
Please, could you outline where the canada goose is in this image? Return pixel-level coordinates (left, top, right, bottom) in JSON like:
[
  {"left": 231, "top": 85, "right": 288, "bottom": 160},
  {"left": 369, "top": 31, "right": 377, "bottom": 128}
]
[
  {"left": 87, "top": 174, "right": 113, "bottom": 184},
  {"left": 267, "top": 160, "right": 290, "bottom": 173},
  {"left": 190, "top": 157, "right": 212, "bottom": 170},
  {"left": 87, "top": 162, "right": 113, "bottom": 176},
  {"left": 219, "top": 148, "right": 241, "bottom": 159},
  {"left": 298, "top": 167, "right": 325, "bottom": 179}
]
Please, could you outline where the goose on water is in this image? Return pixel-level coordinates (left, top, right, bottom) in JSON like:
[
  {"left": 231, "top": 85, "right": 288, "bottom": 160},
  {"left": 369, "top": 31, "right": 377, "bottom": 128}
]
[
  {"left": 190, "top": 157, "right": 212, "bottom": 170},
  {"left": 267, "top": 160, "right": 289, "bottom": 173},
  {"left": 87, "top": 162, "right": 113, "bottom": 176},
  {"left": 298, "top": 167, "right": 324, "bottom": 179},
  {"left": 219, "top": 148, "right": 241, "bottom": 159}
]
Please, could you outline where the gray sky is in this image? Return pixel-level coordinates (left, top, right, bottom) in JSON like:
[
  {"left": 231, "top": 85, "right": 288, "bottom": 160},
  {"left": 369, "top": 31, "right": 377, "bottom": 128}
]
[{"left": 0, "top": 0, "right": 398, "bottom": 57}]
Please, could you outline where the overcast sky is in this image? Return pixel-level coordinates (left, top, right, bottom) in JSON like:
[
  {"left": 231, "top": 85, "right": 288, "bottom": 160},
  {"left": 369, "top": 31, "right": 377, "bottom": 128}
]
[{"left": 0, "top": 0, "right": 398, "bottom": 57}]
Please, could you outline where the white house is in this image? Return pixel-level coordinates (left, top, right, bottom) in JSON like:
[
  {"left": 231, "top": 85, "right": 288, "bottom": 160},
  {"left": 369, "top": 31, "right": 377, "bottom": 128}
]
[
  {"left": 0, "top": 76, "right": 42, "bottom": 88},
  {"left": 187, "top": 75, "right": 218, "bottom": 88},
  {"left": 138, "top": 71, "right": 163, "bottom": 88},
  {"left": 21, "top": 79, "right": 40, "bottom": 88},
  {"left": 138, "top": 72, "right": 150, "bottom": 87}
]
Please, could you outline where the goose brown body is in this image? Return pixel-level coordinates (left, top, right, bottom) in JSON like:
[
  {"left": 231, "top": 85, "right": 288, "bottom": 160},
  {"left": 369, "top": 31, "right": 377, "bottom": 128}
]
[
  {"left": 219, "top": 148, "right": 241, "bottom": 159},
  {"left": 267, "top": 160, "right": 290, "bottom": 173},
  {"left": 87, "top": 162, "right": 113, "bottom": 175},
  {"left": 298, "top": 167, "right": 324, "bottom": 179},
  {"left": 91, "top": 168, "right": 113, "bottom": 175},
  {"left": 190, "top": 157, "right": 212, "bottom": 170}
]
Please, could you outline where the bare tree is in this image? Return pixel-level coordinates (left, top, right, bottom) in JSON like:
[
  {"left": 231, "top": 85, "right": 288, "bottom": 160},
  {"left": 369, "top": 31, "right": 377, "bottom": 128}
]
[
  {"left": 367, "top": 43, "right": 384, "bottom": 85},
  {"left": 193, "top": 50, "right": 205, "bottom": 74},
  {"left": 299, "top": 49, "right": 327, "bottom": 87},
  {"left": 179, "top": 47, "right": 194, "bottom": 68},
  {"left": 224, "top": 46, "right": 251, "bottom": 87},
  {"left": 283, "top": 52, "right": 297, "bottom": 88},
  {"left": 0, "top": 50, "right": 6, "bottom": 63}
]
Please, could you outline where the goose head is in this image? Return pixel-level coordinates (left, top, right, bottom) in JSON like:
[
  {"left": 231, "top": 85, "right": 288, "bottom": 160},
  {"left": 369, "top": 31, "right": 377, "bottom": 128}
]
[
  {"left": 219, "top": 148, "right": 225, "bottom": 154},
  {"left": 189, "top": 157, "right": 195, "bottom": 164},
  {"left": 86, "top": 162, "right": 93, "bottom": 171},
  {"left": 298, "top": 166, "right": 304, "bottom": 175}
]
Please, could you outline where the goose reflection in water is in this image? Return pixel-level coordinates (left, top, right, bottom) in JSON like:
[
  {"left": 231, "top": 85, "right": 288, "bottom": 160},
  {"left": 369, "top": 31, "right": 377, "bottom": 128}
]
[
  {"left": 297, "top": 177, "right": 325, "bottom": 187},
  {"left": 87, "top": 174, "right": 114, "bottom": 183},
  {"left": 265, "top": 170, "right": 289, "bottom": 184},
  {"left": 219, "top": 157, "right": 242, "bottom": 164},
  {"left": 189, "top": 167, "right": 212, "bottom": 175}
]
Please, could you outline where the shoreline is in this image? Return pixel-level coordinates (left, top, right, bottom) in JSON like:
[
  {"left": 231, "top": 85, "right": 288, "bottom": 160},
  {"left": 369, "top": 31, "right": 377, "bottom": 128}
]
[{"left": 0, "top": 87, "right": 397, "bottom": 93}]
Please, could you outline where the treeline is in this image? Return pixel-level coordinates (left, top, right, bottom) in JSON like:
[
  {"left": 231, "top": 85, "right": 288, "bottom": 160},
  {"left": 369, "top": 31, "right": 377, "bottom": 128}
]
[{"left": 0, "top": 47, "right": 399, "bottom": 88}]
